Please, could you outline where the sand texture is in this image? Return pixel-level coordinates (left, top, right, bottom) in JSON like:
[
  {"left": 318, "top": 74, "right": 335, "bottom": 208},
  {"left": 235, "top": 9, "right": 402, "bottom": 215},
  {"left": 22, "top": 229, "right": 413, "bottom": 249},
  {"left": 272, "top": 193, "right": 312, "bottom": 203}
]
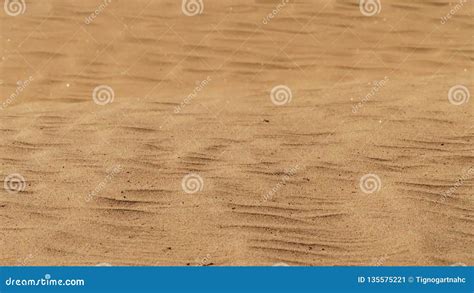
[{"left": 0, "top": 0, "right": 473, "bottom": 266}]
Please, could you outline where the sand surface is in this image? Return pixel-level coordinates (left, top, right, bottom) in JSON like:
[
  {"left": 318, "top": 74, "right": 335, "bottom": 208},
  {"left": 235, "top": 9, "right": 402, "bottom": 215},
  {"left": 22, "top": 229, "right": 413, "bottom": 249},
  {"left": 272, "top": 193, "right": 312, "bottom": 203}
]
[{"left": 0, "top": 0, "right": 473, "bottom": 266}]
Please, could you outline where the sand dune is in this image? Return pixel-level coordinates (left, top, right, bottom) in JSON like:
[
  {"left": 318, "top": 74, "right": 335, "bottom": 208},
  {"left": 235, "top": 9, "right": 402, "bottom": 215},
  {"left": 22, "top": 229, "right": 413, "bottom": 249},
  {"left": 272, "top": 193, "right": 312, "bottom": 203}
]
[{"left": 0, "top": 0, "right": 472, "bottom": 266}]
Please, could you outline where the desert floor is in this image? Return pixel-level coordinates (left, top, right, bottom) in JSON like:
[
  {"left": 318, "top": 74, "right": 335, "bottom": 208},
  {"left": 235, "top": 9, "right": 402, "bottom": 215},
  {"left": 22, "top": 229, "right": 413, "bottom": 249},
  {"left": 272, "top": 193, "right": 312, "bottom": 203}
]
[{"left": 0, "top": 0, "right": 473, "bottom": 266}]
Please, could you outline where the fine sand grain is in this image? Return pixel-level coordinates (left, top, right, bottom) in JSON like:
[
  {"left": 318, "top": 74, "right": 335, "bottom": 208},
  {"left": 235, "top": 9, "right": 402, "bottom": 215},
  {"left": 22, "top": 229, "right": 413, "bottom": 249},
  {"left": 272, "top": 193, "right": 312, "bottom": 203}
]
[{"left": 0, "top": 0, "right": 473, "bottom": 266}]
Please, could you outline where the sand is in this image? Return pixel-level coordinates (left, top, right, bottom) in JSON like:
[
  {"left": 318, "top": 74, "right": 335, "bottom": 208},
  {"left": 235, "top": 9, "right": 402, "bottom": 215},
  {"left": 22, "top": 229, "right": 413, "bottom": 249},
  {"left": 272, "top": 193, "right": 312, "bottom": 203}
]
[{"left": 0, "top": 0, "right": 472, "bottom": 266}]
